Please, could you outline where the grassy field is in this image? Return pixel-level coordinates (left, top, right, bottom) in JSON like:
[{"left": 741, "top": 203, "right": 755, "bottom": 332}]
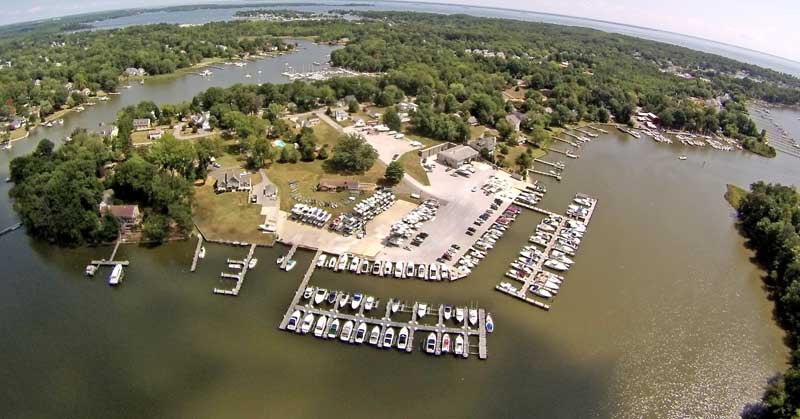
[
  {"left": 724, "top": 184, "right": 748, "bottom": 210},
  {"left": 130, "top": 131, "right": 152, "bottom": 146},
  {"left": 312, "top": 121, "right": 342, "bottom": 148},
  {"left": 503, "top": 86, "right": 528, "bottom": 101},
  {"left": 193, "top": 179, "right": 275, "bottom": 245},
  {"left": 397, "top": 150, "right": 430, "bottom": 186}
]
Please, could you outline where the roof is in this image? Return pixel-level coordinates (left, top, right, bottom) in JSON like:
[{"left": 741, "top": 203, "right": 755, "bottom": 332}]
[
  {"left": 469, "top": 136, "right": 496, "bottom": 151},
  {"left": 438, "top": 145, "right": 479, "bottom": 161},
  {"left": 106, "top": 205, "right": 139, "bottom": 219},
  {"left": 133, "top": 118, "right": 150, "bottom": 126},
  {"left": 319, "top": 178, "right": 360, "bottom": 189}
]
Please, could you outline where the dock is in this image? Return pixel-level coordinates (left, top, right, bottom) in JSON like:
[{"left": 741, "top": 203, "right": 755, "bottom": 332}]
[
  {"left": 213, "top": 243, "right": 257, "bottom": 296},
  {"left": 278, "top": 249, "right": 324, "bottom": 329},
  {"left": 574, "top": 128, "right": 598, "bottom": 138},
  {"left": 587, "top": 125, "right": 608, "bottom": 134},
  {"left": 553, "top": 136, "right": 579, "bottom": 147},
  {"left": 190, "top": 234, "right": 203, "bottom": 272},
  {"left": 88, "top": 239, "right": 129, "bottom": 268},
  {"left": 527, "top": 169, "right": 561, "bottom": 181},
  {"left": 548, "top": 148, "right": 579, "bottom": 159},
  {"left": 534, "top": 158, "right": 564, "bottom": 170},
  {"left": 280, "top": 244, "right": 299, "bottom": 270},
  {"left": 562, "top": 131, "right": 582, "bottom": 141},
  {"left": 0, "top": 222, "right": 22, "bottom": 237}
]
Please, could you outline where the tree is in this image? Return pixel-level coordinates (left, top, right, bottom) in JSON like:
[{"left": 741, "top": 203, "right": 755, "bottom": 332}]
[
  {"left": 496, "top": 118, "right": 513, "bottom": 139},
  {"left": 347, "top": 99, "right": 359, "bottom": 113},
  {"left": 244, "top": 135, "right": 273, "bottom": 169},
  {"left": 143, "top": 213, "right": 170, "bottom": 243},
  {"left": 383, "top": 107, "right": 402, "bottom": 131},
  {"left": 384, "top": 160, "right": 405, "bottom": 185},
  {"left": 330, "top": 133, "right": 378, "bottom": 174}
]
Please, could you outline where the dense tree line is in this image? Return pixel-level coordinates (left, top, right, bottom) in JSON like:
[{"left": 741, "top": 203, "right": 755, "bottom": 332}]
[{"left": 736, "top": 183, "right": 800, "bottom": 418}]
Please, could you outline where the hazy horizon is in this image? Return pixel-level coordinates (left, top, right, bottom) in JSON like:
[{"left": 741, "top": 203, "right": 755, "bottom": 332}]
[{"left": 3, "top": 0, "right": 800, "bottom": 63}]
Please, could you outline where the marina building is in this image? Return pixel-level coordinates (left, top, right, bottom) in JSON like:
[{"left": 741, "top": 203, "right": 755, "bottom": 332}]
[{"left": 437, "top": 145, "right": 480, "bottom": 168}]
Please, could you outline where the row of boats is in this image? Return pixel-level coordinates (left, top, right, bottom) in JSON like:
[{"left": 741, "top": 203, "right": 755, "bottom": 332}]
[
  {"left": 290, "top": 203, "right": 332, "bottom": 228},
  {"left": 386, "top": 199, "right": 439, "bottom": 247},
  {"left": 456, "top": 205, "right": 521, "bottom": 272},
  {"left": 316, "top": 253, "right": 455, "bottom": 281}
]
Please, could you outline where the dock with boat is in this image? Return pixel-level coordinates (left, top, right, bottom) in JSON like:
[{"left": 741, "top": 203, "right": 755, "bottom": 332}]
[
  {"left": 0, "top": 222, "right": 22, "bottom": 238},
  {"left": 213, "top": 244, "right": 257, "bottom": 296},
  {"left": 548, "top": 148, "right": 580, "bottom": 159},
  {"left": 280, "top": 244, "right": 299, "bottom": 270},
  {"left": 190, "top": 234, "right": 204, "bottom": 272}
]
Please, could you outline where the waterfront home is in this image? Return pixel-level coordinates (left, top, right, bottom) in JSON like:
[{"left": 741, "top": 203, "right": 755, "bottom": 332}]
[
  {"left": 213, "top": 170, "right": 252, "bottom": 193},
  {"left": 467, "top": 115, "right": 479, "bottom": 126},
  {"left": 437, "top": 145, "right": 480, "bottom": 168},
  {"left": 101, "top": 204, "right": 142, "bottom": 227},
  {"left": 398, "top": 102, "right": 418, "bottom": 113},
  {"left": 505, "top": 112, "right": 527, "bottom": 132},
  {"left": 132, "top": 118, "right": 151, "bottom": 131},
  {"left": 124, "top": 67, "right": 146, "bottom": 77},
  {"left": 468, "top": 136, "right": 497, "bottom": 154},
  {"left": 8, "top": 116, "right": 26, "bottom": 130},
  {"left": 317, "top": 178, "right": 361, "bottom": 192},
  {"left": 80, "top": 88, "right": 92, "bottom": 97}
]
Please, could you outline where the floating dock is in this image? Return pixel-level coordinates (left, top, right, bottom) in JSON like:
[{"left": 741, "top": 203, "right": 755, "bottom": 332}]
[
  {"left": 534, "top": 158, "right": 564, "bottom": 169},
  {"left": 280, "top": 244, "right": 299, "bottom": 270},
  {"left": 527, "top": 169, "right": 561, "bottom": 181},
  {"left": 548, "top": 148, "right": 579, "bottom": 159},
  {"left": 574, "top": 128, "right": 598, "bottom": 138},
  {"left": 587, "top": 125, "right": 609, "bottom": 134},
  {"left": 0, "top": 222, "right": 22, "bottom": 238},
  {"left": 553, "top": 136, "right": 579, "bottom": 147},
  {"left": 88, "top": 239, "right": 129, "bottom": 268},
  {"left": 214, "top": 243, "right": 257, "bottom": 296},
  {"left": 190, "top": 234, "right": 204, "bottom": 272}
]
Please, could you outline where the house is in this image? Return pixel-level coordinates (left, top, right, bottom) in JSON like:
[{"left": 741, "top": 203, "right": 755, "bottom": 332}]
[
  {"left": 102, "top": 204, "right": 142, "bottom": 227},
  {"left": 132, "top": 118, "right": 151, "bottom": 131},
  {"left": 124, "top": 67, "right": 146, "bottom": 77},
  {"left": 8, "top": 116, "right": 26, "bottom": 130},
  {"left": 317, "top": 178, "right": 361, "bottom": 192},
  {"left": 147, "top": 130, "right": 164, "bottom": 140},
  {"left": 467, "top": 116, "right": 479, "bottom": 126},
  {"left": 398, "top": 102, "right": 418, "bottom": 113},
  {"left": 332, "top": 109, "right": 348, "bottom": 122},
  {"left": 213, "top": 170, "right": 252, "bottom": 193},
  {"left": 190, "top": 112, "right": 211, "bottom": 130},
  {"left": 468, "top": 136, "right": 497, "bottom": 154},
  {"left": 354, "top": 119, "right": 365, "bottom": 128},
  {"left": 301, "top": 117, "right": 320, "bottom": 128},
  {"left": 437, "top": 145, "right": 480, "bottom": 168},
  {"left": 80, "top": 88, "right": 92, "bottom": 97},
  {"left": 505, "top": 113, "right": 522, "bottom": 132}
]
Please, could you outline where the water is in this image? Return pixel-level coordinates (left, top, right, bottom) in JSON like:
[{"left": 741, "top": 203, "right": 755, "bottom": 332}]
[
  {"left": 2, "top": 29, "right": 800, "bottom": 419},
  {"left": 86, "top": 1, "right": 800, "bottom": 76}
]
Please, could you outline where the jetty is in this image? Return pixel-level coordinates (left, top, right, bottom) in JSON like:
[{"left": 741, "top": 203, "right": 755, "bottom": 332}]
[
  {"left": 553, "top": 136, "right": 579, "bottom": 147},
  {"left": 534, "top": 158, "right": 564, "bottom": 170},
  {"left": 0, "top": 222, "right": 22, "bottom": 238},
  {"left": 527, "top": 169, "right": 561, "bottom": 181},
  {"left": 575, "top": 128, "right": 598, "bottom": 138},
  {"left": 280, "top": 244, "right": 299, "bottom": 270},
  {"left": 88, "top": 239, "right": 129, "bottom": 267},
  {"left": 587, "top": 125, "right": 609, "bottom": 134},
  {"left": 190, "top": 234, "right": 204, "bottom": 272},
  {"left": 214, "top": 243, "right": 257, "bottom": 296},
  {"left": 549, "top": 148, "right": 580, "bottom": 159},
  {"left": 562, "top": 131, "right": 582, "bottom": 141}
]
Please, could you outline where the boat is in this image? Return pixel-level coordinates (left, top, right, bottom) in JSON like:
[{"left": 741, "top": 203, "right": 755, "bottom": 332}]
[
  {"left": 383, "top": 261, "right": 393, "bottom": 276},
  {"left": 468, "top": 308, "right": 478, "bottom": 326},
  {"left": 390, "top": 299, "right": 400, "bottom": 313},
  {"left": 417, "top": 263, "right": 427, "bottom": 279},
  {"left": 314, "top": 288, "right": 328, "bottom": 305},
  {"left": 544, "top": 259, "right": 569, "bottom": 271},
  {"left": 300, "top": 313, "right": 315, "bottom": 334},
  {"left": 108, "top": 264, "right": 124, "bottom": 286},
  {"left": 425, "top": 333, "right": 437, "bottom": 354},
  {"left": 326, "top": 257, "right": 336, "bottom": 269},
  {"left": 441, "top": 266, "right": 450, "bottom": 280},
  {"left": 364, "top": 295, "right": 375, "bottom": 311},
  {"left": 443, "top": 305, "right": 452, "bottom": 320},
  {"left": 454, "top": 335, "right": 464, "bottom": 355},
  {"left": 284, "top": 260, "right": 297, "bottom": 271},
  {"left": 368, "top": 325, "right": 381, "bottom": 345},
  {"left": 486, "top": 314, "right": 494, "bottom": 333},
  {"left": 382, "top": 327, "right": 395, "bottom": 348},
  {"left": 198, "top": 246, "right": 206, "bottom": 259},
  {"left": 358, "top": 259, "right": 370, "bottom": 274},
  {"left": 416, "top": 303, "right": 428, "bottom": 318},
  {"left": 287, "top": 310, "right": 301, "bottom": 331},
  {"left": 354, "top": 322, "right": 368, "bottom": 344},
  {"left": 406, "top": 263, "right": 415, "bottom": 277},
  {"left": 530, "top": 285, "right": 553, "bottom": 299},
  {"left": 302, "top": 286, "right": 314, "bottom": 299},
  {"left": 394, "top": 261, "right": 404, "bottom": 278},
  {"left": 372, "top": 261, "right": 382, "bottom": 275},
  {"left": 248, "top": 258, "right": 258, "bottom": 269},
  {"left": 397, "top": 327, "right": 409, "bottom": 350},
  {"left": 326, "top": 290, "right": 338, "bottom": 304},
  {"left": 316, "top": 254, "right": 327, "bottom": 267},
  {"left": 85, "top": 265, "right": 97, "bottom": 277},
  {"left": 276, "top": 256, "right": 285, "bottom": 265},
  {"left": 349, "top": 256, "right": 360, "bottom": 272},
  {"left": 350, "top": 292, "right": 363, "bottom": 310},
  {"left": 455, "top": 307, "right": 465, "bottom": 323},
  {"left": 327, "top": 318, "right": 340, "bottom": 338},
  {"left": 339, "top": 320, "right": 354, "bottom": 342},
  {"left": 429, "top": 264, "right": 439, "bottom": 281},
  {"left": 313, "top": 315, "right": 327, "bottom": 337},
  {"left": 679, "top": 155, "right": 687, "bottom": 160},
  {"left": 337, "top": 254, "right": 348, "bottom": 271},
  {"left": 441, "top": 333, "right": 451, "bottom": 353},
  {"left": 338, "top": 293, "right": 350, "bottom": 308}
]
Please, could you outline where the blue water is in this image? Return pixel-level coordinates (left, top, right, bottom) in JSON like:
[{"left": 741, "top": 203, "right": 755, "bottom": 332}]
[{"left": 84, "top": 0, "right": 800, "bottom": 77}]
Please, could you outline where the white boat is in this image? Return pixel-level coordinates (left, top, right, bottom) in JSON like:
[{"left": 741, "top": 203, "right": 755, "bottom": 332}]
[
  {"left": 337, "top": 254, "right": 348, "bottom": 271},
  {"left": 417, "top": 303, "right": 427, "bottom": 318},
  {"left": 248, "top": 258, "right": 258, "bottom": 269},
  {"left": 326, "top": 257, "right": 337, "bottom": 269},
  {"left": 443, "top": 305, "right": 452, "bottom": 320},
  {"left": 358, "top": 259, "right": 370, "bottom": 274},
  {"left": 316, "top": 254, "right": 327, "bottom": 267},
  {"left": 198, "top": 246, "right": 206, "bottom": 259},
  {"left": 486, "top": 314, "right": 494, "bottom": 333},
  {"left": 454, "top": 335, "right": 464, "bottom": 355},
  {"left": 284, "top": 260, "right": 297, "bottom": 271},
  {"left": 349, "top": 256, "right": 360, "bottom": 272},
  {"left": 441, "top": 333, "right": 451, "bottom": 353},
  {"left": 314, "top": 288, "right": 328, "bottom": 305},
  {"left": 545, "top": 259, "right": 569, "bottom": 271},
  {"left": 441, "top": 266, "right": 450, "bottom": 280},
  {"left": 287, "top": 310, "right": 301, "bottom": 331},
  {"left": 372, "top": 261, "right": 382, "bottom": 275},
  {"left": 397, "top": 327, "right": 409, "bottom": 350},
  {"left": 383, "top": 261, "right": 393, "bottom": 276},
  {"left": 108, "top": 264, "right": 124, "bottom": 286},
  {"left": 394, "top": 261, "right": 405, "bottom": 278},
  {"left": 350, "top": 293, "right": 363, "bottom": 310},
  {"left": 679, "top": 155, "right": 687, "bottom": 160},
  {"left": 313, "top": 315, "right": 327, "bottom": 337},
  {"left": 354, "top": 322, "right": 368, "bottom": 344},
  {"left": 364, "top": 296, "right": 375, "bottom": 311},
  {"left": 382, "top": 327, "right": 395, "bottom": 348},
  {"left": 85, "top": 265, "right": 97, "bottom": 277},
  {"left": 406, "top": 263, "right": 415, "bottom": 277},
  {"left": 530, "top": 285, "right": 553, "bottom": 299},
  {"left": 390, "top": 299, "right": 400, "bottom": 313},
  {"left": 468, "top": 308, "right": 478, "bottom": 326},
  {"left": 428, "top": 264, "right": 439, "bottom": 281},
  {"left": 339, "top": 320, "right": 354, "bottom": 342},
  {"left": 338, "top": 293, "right": 350, "bottom": 308},
  {"left": 302, "top": 287, "right": 313, "bottom": 300},
  {"left": 417, "top": 264, "right": 427, "bottom": 279},
  {"left": 300, "top": 313, "right": 315, "bottom": 334},
  {"left": 327, "top": 318, "right": 340, "bottom": 338},
  {"left": 455, "top": 307, "right": 465, "bottom": 323},
  {"left": 425, "top": 332, "right": 437, "bottom": 354},
  {"left": 368, "top": 325, "right": 381, "bottom": 345},
  {"left": 276, "top": 256, "right": 285, "bottom": 265}
]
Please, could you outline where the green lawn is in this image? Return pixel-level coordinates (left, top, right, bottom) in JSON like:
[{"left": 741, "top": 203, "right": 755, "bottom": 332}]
[
  {"left": 397, "top": 150, "right": 430, "bottom": 186},
  {"left": 312, "top": 121, "right": 342, "bottom": 148},
  {"left": 193, "top": 181, "right": 275, "bottom": 245},
  {"left": 725, "top": 184, "right": 748, "bottom": 210}
]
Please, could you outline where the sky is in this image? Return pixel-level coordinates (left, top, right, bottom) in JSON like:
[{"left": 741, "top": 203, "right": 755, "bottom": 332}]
[{"left": 2, "top": 0, "right": 799, "bottom": 62}]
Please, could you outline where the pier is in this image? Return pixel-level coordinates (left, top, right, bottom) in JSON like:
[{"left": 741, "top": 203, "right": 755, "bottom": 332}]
[
  {"left": 190, "top": 234, "right": 204, "bottom": 272},
  {"left": 553, "top": 136, "right": 579, "bottom": 147},
  {"left": 278, "top": 249, "right": 324, "bottom": 329},
  {"left": 562, "top": 131, "right": 581, "bottom": 141},
  {"left": 526, "top": 169, "right": 561, "bottom": 181},
  {"left": 213, "top": 243, "right": 257, "bottom": 296},
  {"left": 88, "top": 239, "right": 129, "bottom": 267},
  {"left": 280, "top": 244, "right": 299, "bottom": 270},
  {"left": 548, "top": 148, "right": 580, "bottom": 159},
  {"left": 0, "top": 222, "right": 22, "bottom": 238},
  {"left": 534, "top": 158, "right": 565, "bottom": 170},
  {"left": 574, "top": 128, "right": 598, "bottom": 138},
  {"left": 587, "top": 125, "right": 609, "bottom": 134}
]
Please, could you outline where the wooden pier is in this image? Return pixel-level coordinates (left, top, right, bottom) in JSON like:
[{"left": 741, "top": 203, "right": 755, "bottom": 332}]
[
  {"left": 278, "top": 249, "right": 324, "bottom": 329},
  {"left": 553, "top": 136, "right": 579, "bottom": 147},
  {"left": 548, "top": 148, "right": 579, "bottom": 159},
  {"left": 534, "top": 158, "right": 564, "bottom": 170},
  {"left": 88, "top": 239, "right": 129, "bottom": 268},
  {"left": 190, "top": 234, "right": 204, "bottom": 272},
  {"left": 562, "top": 131, "right": 581, "bottom": 141},
  {"left": 527, "top": 169, "right": 561, "bottom": 181},
  {"left": 280, "top": 244, "right": 299, "bottom": 270},
  {"left": 574, "top": 128, "right": 598, "bottom": 138},
  {"left": 587, "top": 125, "right": 609, "bottom": 134},
  {"left": 0, "top": 222, "right": 22, "bottom": 237},
  {"left": 213, "top": 244, "right": 257, "bottom": 296}
]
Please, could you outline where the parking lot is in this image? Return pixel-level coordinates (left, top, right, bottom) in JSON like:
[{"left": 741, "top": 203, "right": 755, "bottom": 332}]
[{"left": 342, "top": 125, "right": 418, "bottom": 165}]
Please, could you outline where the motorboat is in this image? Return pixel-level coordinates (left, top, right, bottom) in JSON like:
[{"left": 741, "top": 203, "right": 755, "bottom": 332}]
[
  {"left": 302, "top": 286, "right": 314, "bottom": 300},
  {"left": 198, "top": 246, "right": 206, "bottom": 259},
  {"left": 358, "top": 259, "right": 370, "bottom": 274},
  {"left": 284, "top": 260, "right": 297, "bottom": 271},
  {"left": 338, "top": 293, "right": 350, "bottom": 308},
  {"left": 382, "top": 327, "right": 395, "bottom": 348},
  {"left": 679, "top": 155, "right": 687, "bottom": 160},
  {"left": 428, "top": 264, "right": 439, "bottom": 281},
  {"left": 313, "top": 315, "right": 327, "bottom": 337},
  {"left": 454, "top": 335, "right": 464, "bottom": 355},
  {"left": 248, "top": 258, "right": 258, "bottom": 269},
  {"left": 326, "top": 290, "right": 338, "bottom": 304},
  {"left": 364, "top": 295, "right": 375, "bottom": 311},
  {"left": 85, "top": 265, "right": 97, "bottom": 277},
  {"left": 455, "top": 307, "right": 465, "bottom": 323},
  {"left": 390, "top": 299, "right": 400, "bottom": 313},
  {"left": 425, "top": 333, "right": 437, "bottom": 354},
  {"left": 545, "top": 259, "right": 569, "bottom": 271},
  {"left": 530, "top": 285, "right": 553, "bottom": 299},
  {"left": 368, "top": 325, "right": 381, "bottom": 345},
  {"left": 277, "top": 256, "right": 285, "bottom": 265},
  {"left": 337, "top": 254, "right": 348, "bottom": 271},
  {"left": 287, "top": 310, "right": 301, "bottom": 331},
  {"left": 394, "top": 261, "right": 405, "bottom": 278},
  {"left": 486, "top": 314, "right": 494, "bottom": 333},
  {"left": 417, "top": 264, "right": 427, "bottom": 280},
  {"left": 314, "top": 288, "right": 328, "bottom": 305},
  {"left": 339, "top": 320, "right": 354, "bottom": 342},
  {"left": 316, "top": 254, "right": 327, "bottom": 267},
  {"left": 440, "top": 266, "right": 450, "bottom": 280},
  {"left": 383, "top": 261, "right": 393, "bottom": 276},
  {"left": 441, "top": 333, "right": 451, "bottom": 353},
  {"left": 468, "top": 308, "right": 478, "bottom": 326},
  {"left": 350, "top": 292, "right": 363, "bottom": 310},
  {"left": 327, "top": 318, "right": 340, "bottom": 338},
  {"left": 108, "top": 264, "right": 124, "bottom": 286},
  {"left": 406, "top": 263, "right": 415, "bottom": 277},
  {"left": 417, "top": 303, "right": 427, "bottom": 318},
  {"left": 372, "top": 261, "right": 382, "bottom": 275},
  {"left": 397, "top": 327, "right": 409, "bottom": 350},
  {"left": 326, "top": 257, "right": 337, "bottom": 269},
  {"left": 300, "top": 313, "right": 315, "bottom": 334},
  {"left": 349, "top": 256, "right": 360, "bottom": 272},
  {"left": 354, "top": 322, "right": 368, "bottom": 344},
  {"left": 443, "top": 305, "right": 452, "bottom": 320}
]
